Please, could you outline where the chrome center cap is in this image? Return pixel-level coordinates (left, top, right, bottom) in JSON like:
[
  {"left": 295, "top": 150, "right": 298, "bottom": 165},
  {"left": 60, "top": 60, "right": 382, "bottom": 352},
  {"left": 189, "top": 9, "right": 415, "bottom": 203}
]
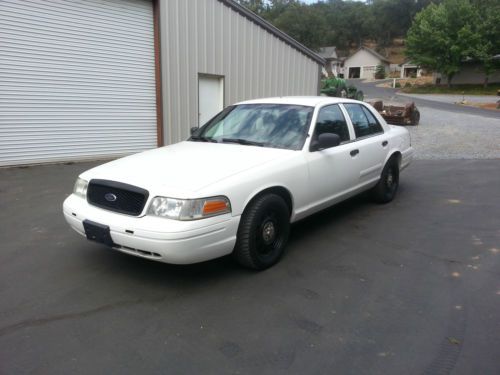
[{"left": 262, "top": 221, "right": 276, "bottom": 244}]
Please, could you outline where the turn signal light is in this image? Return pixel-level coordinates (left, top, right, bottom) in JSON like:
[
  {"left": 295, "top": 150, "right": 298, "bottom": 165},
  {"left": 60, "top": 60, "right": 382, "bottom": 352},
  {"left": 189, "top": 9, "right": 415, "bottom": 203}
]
[{"left": 203, "top": 200, "right": 229, "bottom": 215}]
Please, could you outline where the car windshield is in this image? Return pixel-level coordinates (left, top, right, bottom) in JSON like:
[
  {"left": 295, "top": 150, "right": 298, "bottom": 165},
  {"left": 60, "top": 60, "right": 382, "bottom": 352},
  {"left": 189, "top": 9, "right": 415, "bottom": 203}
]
[{"left": 194, "top": 104, "right": 314, "bottom": 150}]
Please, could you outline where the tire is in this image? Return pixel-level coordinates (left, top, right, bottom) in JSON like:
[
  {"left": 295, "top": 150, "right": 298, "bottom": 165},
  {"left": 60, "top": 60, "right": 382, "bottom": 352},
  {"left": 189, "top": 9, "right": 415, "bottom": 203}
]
[
  {"left": 410, "top": 109, "right": 420, "bottom": 125},
  {"left": 371, "top": 158, "right": 400, "bottom": 203},
  {"left": 355, "top": 90, "right": 364, "bottom": 101},
  {"left": 233, "top": 194, "right": 290, "bottom": 270}
]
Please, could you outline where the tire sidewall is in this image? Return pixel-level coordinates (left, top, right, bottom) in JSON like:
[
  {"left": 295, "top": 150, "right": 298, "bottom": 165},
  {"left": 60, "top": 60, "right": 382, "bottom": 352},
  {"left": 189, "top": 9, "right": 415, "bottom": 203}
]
[
  {"left": 381, "top": 161, "right": 399, "bottom": 202},
  {"left": 372, "top": 158, "right": 400, "bottom": 203}
]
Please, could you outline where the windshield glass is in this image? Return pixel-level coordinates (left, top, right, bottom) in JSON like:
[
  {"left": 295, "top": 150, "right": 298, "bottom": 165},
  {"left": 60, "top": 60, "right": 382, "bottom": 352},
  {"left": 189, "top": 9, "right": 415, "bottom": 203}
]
[{"left": 195, "top": 104, "right": 314, "bottom": 150}]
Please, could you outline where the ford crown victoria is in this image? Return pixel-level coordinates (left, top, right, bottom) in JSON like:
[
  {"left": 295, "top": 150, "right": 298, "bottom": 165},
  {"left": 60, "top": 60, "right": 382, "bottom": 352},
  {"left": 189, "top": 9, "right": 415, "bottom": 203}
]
[{"left": 63, "top": 97, "right": 413, "bottom": 270}]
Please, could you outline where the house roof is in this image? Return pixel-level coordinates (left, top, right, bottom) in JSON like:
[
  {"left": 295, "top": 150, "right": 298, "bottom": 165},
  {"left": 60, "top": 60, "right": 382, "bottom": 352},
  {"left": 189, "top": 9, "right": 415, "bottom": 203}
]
[
  {"left": 219, "top": 0, "right": 325, "bottom": 65},
  {"left": 399, "top": 60, "right": 419, "bottom": 67},
  {"left": 347, "top": 46, "right": 390, "bottom": 64},
  {"left": 317, "top": 46, "right": 337, "bottom": 60}
]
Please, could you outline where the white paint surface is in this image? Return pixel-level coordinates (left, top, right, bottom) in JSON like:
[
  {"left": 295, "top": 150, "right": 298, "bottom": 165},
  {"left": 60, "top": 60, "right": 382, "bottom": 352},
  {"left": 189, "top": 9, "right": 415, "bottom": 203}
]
[{"left": 63, "top": 96, "right": 413, "bottom": 265}]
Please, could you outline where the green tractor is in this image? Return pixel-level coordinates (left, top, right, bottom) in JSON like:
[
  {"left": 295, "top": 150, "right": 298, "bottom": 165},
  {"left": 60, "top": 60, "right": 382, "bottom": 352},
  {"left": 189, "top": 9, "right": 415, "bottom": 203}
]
[{"left": 320, "top": 77, "right": 364, "bottom": 101}]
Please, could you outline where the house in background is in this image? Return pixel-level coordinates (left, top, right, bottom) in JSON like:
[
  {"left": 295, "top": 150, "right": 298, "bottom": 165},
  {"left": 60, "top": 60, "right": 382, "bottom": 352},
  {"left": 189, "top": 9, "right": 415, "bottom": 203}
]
[
  {"left": 400, "top": 61, "right": 422, "bottom": 78},
  {"left": 343, "top": 46, "right": 389, "bottom": 79},
  {"left": 0, "top": 0, "right": 324, "bottom": 167},
  {"left": 433, "top": 55, "right": 500, "bottom": 85},
  {"left": 317, "top": 46, "right": 343, "bottom": 77}
]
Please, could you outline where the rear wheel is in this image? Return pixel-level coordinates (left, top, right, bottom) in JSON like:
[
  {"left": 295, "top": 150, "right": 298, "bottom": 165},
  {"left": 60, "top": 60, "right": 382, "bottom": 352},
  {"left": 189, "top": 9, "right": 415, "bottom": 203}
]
[
  {"left": 233, "top": 194, "right": 290, "bottom": 270},
  {"left": 410, "top": 109, "right": 420, "bottom": 125},
  {"left": 371, "top": 158, "right": 400, "bottom": 203}
]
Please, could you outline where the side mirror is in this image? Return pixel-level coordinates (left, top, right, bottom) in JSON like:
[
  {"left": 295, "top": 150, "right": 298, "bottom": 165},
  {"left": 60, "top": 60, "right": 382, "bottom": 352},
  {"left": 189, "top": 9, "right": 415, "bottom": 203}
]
[
  {"left": 310, "top": 133, "right": 341, "bottom": 151},
  {"left": 190, "top": 127, "right": 199, "bottom": 135}
]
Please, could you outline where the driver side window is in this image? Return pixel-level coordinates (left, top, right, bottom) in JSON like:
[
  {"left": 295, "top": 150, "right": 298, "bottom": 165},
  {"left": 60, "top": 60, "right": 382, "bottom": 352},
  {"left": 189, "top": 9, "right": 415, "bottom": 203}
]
[{"left": 314, "top": 104, "right": 350, "bottom": 143}]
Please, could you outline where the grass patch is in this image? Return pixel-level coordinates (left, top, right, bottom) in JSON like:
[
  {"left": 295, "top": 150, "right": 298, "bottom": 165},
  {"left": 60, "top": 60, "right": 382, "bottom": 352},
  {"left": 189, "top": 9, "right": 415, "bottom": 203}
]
[{"left": 401, "top": 83, "right": 500, "bottom": 96}]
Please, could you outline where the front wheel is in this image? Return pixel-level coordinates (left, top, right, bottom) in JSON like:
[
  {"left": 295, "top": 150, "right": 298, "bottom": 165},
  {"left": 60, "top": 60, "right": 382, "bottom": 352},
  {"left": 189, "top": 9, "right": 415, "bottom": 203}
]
[
  {"left": 371, "top": 159, "right": 400, "bottom": 203},
  {"left": 233, "top": 194, "right": 290, "bottom": 270}
]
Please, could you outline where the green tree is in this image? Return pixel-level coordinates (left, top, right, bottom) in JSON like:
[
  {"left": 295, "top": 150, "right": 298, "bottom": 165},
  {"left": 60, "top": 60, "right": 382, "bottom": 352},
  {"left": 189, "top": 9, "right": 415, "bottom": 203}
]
[
  {"left": 406, "top": 0, "right": 483, "bottom": 87},
  {"left": 235, "top": 0, "right": 456, "bottom": 54},
  {"left": 371, "top": 0, "right": 440, "bottom": 46},
  {"left": 235, "top": 0, "right": 267, "bottom": 15},
  {"left": 472, "top": 0, "right": 500, "bottom": 87},
  {"left": 272, "top": 3, "right": 328, "bottom": 50},
  {"left": 374, "top": 64, "right": 386, "bottom": 79}
]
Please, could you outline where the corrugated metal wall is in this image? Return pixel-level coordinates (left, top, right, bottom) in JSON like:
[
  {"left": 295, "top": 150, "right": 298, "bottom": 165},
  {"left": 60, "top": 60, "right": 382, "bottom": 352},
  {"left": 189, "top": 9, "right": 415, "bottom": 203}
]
[
  {"left": 159, "top": 0, "right": 321, "bottom": 144},
  {"left": 0, "top": 0, "right": 157, "bottom": 166}
]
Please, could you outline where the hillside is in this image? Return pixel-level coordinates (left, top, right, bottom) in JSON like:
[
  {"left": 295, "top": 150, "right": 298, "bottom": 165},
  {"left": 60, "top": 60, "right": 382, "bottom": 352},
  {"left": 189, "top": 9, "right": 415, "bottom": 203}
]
[{"left": 341, "top": 39, "right": 407, "bottom": 65}]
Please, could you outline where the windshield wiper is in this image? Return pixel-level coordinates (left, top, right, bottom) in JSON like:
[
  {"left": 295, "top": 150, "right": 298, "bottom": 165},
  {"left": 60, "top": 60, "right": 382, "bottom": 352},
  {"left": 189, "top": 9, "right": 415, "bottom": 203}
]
[
  {"left": 190, "top": 135, "right": 217, "bottom": 143},
  {"left": 221, "top": 138, "right": 264, "bottom": 147}
]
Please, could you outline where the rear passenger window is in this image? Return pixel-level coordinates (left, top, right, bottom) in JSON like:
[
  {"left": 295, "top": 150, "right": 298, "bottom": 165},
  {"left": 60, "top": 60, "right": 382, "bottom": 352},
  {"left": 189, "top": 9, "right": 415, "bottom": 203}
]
[
  {"left": 314, "top": 105, "right": 350, "bottom": 142},
  {"left": 344, "top": 104, "right": 383, "bottom": 138},
  {"left": 361, "top": 106, "right": 383, "bottom": 134}
]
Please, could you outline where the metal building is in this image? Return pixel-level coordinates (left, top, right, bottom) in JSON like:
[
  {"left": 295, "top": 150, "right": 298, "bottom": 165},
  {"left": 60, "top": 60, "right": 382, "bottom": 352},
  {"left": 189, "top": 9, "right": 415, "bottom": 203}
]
[{"left": 0, "top": 0, "right": 324, "bottom": 167}]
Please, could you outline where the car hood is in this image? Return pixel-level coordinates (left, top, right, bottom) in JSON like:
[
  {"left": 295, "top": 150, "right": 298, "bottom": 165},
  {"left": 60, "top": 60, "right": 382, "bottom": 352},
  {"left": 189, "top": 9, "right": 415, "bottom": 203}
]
[{"left": 80, "top": 141, "right": 293, "bottom": 196}]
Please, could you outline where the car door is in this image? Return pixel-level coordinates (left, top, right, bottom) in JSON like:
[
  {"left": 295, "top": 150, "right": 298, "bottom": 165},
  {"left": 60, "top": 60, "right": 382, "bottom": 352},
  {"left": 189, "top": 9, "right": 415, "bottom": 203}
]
[
  {"left": 304, "top": 104, "right": 359, "bottom": 213},
  {"left": 341, "top": 103, "right": 389, "bottom": 188}
]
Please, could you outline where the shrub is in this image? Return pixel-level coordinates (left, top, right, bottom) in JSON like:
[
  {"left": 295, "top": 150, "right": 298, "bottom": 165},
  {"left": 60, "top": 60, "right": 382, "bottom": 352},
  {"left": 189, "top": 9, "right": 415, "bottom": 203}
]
[{"left": 375, "top": 64, "right": 386, "bottom": 79}]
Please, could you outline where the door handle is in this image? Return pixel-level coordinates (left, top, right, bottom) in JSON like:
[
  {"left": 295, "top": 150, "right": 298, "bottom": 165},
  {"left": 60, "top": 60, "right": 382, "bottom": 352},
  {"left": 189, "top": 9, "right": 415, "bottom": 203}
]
[
  {"left": 350, "top": 149, "right": 359, "bottom": 157},
  {"left": 382, "top": 140, "right": 388, "bottom": 147}
]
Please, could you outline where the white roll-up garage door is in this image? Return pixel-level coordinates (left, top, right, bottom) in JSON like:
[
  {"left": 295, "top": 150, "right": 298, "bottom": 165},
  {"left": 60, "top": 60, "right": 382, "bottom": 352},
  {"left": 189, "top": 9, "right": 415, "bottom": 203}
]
[{"left": 0, "top": 0, "right": 157, "bottom": 166}]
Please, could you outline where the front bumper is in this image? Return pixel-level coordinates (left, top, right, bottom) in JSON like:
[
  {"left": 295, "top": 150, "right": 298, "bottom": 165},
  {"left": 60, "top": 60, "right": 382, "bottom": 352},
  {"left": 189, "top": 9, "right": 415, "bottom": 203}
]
[{"left": 63, "top": 194, "right": 240, "bottom": 264}]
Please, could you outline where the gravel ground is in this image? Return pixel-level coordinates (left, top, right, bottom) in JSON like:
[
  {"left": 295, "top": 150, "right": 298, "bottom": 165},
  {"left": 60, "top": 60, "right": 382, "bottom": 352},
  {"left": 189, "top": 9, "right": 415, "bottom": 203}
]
[
  {"left": 406, "top": 105, "right": 500, "bottom": 159},
  {"left": 351, "top": 80, "right": 500, "bottom": 160},
  {"left": 398, "top": 93, "right": 499, "bottom": 105}
]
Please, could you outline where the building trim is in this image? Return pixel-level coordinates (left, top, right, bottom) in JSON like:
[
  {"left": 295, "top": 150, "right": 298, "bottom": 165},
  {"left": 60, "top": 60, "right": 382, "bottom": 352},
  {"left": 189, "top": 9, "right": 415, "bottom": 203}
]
[
  {"left": 218, "top": 0, "right": 325, "bottom": 66},
  {"left": 153, "top": 0, "right": 164, "bottom": 147}
]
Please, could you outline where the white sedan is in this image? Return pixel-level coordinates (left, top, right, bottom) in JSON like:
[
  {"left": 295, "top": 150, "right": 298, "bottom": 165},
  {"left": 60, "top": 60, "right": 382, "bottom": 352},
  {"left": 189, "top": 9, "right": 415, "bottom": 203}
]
[{"left": 63, "top": 97, "right": 413, "bottom": 270}]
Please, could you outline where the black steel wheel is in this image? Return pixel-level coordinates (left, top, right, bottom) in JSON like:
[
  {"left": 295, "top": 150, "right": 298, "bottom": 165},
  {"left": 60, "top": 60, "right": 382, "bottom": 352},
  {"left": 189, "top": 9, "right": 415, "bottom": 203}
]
[
  {"left": 355, "top": 90, "right": 364, "bottom": 101},
  {"left": 411, "top": 109, "right": 420, "bottom": 125},
  {"left": 371, "top": 158, "right": 400, "bottom": 203},
  {"left": 233, "top": 194, "right": 290, "bottom": 270}
]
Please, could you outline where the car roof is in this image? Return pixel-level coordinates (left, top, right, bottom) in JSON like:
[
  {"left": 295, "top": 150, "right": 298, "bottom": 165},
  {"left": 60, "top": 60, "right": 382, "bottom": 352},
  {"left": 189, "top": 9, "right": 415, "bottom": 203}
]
[{"left": 235, "top": 96, "right": 361, "bottom": 107}]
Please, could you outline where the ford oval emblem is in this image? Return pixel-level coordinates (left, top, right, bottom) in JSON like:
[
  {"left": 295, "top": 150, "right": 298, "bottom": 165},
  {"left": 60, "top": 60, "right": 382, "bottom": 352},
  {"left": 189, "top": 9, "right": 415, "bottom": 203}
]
[{"left": 104, "top": 193, "right": 117, "bottom": 202}]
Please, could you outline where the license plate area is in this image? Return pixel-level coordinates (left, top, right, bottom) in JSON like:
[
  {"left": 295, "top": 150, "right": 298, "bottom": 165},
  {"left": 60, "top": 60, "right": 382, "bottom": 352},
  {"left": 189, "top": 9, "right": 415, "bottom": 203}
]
[{"left": 83, "top": 220, "right": 115, "bottom": 247}]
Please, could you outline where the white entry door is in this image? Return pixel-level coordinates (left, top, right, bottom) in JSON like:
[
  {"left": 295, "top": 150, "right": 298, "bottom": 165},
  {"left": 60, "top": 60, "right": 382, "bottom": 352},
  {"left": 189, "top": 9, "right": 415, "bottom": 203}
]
[{"left": 198, "top": 75, "right": 224, "bottom": 126}]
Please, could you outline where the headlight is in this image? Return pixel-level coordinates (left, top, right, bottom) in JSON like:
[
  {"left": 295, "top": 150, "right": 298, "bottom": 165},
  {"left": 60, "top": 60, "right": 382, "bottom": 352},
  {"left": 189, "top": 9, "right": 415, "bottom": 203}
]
[
  {"left": 148, "top": 196, "right": 231, "bottom": 220},
  {"left": 73, "top": 177, "right": 88, "bottom": 199}
]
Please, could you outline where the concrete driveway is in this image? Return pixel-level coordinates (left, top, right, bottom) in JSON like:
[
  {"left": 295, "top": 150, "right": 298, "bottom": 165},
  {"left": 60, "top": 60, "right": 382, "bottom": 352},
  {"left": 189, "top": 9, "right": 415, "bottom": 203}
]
[{"left": 1, "top": 159, "right": 499, "bottom": 374}]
